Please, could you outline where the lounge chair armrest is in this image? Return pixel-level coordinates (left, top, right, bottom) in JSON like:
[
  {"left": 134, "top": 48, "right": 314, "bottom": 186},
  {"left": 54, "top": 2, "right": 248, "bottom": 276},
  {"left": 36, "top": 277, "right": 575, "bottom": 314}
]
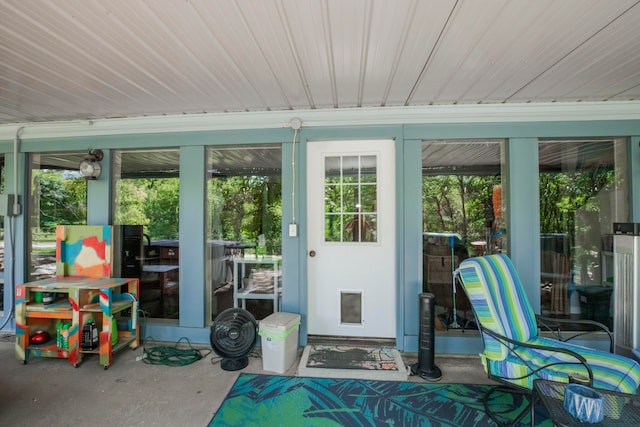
[
  {"left": 481, "top": 325, "right": 594, "bottom": 386},
  {"left": 536, "top": 315, "right": 613, "bottom": 353}
]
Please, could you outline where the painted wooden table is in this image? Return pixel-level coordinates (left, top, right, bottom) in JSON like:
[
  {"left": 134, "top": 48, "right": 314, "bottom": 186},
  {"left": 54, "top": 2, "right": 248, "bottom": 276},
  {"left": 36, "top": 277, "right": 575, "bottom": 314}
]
[{"left": 15, "top": 276, "right": 139, "bottom": 369}]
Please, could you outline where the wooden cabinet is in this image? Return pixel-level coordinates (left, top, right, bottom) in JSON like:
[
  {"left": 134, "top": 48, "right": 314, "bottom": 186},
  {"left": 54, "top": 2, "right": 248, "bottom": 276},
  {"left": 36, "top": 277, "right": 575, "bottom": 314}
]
[
  {"left": 161, "top": 246, "right": 179, "bottom": 263},
  {"left": 15, "top": 277, "right": 139, "bottom": 369},
  {"left": 140, "top": 265, "right": 180, "bottom": 318}
]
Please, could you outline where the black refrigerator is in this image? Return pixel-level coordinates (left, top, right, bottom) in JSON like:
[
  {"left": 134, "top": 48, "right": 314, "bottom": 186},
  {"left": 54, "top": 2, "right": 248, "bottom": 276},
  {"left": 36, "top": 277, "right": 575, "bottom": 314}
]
[{"left": 112, "top": 225, "right": 144, "bottom": 278}]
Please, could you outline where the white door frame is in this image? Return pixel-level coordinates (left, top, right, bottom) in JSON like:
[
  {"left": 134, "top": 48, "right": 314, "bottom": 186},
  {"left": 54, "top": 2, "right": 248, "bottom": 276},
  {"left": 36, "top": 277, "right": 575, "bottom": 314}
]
[{"left": 306, "top": 139, "right": 396, "bottom": 338}]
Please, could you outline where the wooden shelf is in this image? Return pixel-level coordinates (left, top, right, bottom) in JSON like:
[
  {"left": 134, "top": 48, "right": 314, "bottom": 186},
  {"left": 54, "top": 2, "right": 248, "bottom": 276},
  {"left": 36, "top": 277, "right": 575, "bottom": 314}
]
[
  {"left": 81, "top": 299, "right": 133, "bottom": 313},
  {"left": 16, "top": 277, "right": 140, "bottom": 368},
  {"left": 113, "top": 335, "right": 137, "bottom": 352},
  {"left": 26, "top": 301, "right": 73, "bottom": 316},
  {"left": 79, "top": 333, "right": 136, "bottom": 355},
  {"left": 26, "top": 310, "right": 73, "bottom": 320}
]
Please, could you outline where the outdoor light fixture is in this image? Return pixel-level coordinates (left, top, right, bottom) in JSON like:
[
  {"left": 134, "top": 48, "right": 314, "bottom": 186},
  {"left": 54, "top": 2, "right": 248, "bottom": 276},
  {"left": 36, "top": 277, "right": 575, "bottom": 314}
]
[{"left": 79, "top": 149, "right": 103, "bottom": 180}]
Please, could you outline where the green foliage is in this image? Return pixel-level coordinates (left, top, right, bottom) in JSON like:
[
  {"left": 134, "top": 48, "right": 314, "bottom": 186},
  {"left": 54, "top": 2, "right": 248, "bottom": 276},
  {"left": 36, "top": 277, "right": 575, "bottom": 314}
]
[
  {"left": 114, "top": 178, "right": 179, "bottom": 239},
  {"left": 539, "top": 167, "right": 618, "bottom": 275},
  {"left": 208, "top": 175, "right": 282, "bottom": 253},
  {"left": 145, "top": 178, "right": 180, "bottom": 239},
  {"left": 32, "top": 170, "right": 87, "bottom": 231},
  {"left": 114, "top": 180, "right": 150, "bottom": 226},
  {"left": 539, "top": 169, "right": 616, "bottom": 234},
  {"left": 422, "top": 174, "right": 500, "bottom": 245}
]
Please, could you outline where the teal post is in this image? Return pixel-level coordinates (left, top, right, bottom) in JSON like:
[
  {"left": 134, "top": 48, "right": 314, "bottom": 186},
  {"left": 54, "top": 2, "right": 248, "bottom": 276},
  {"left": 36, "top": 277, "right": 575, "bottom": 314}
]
[
  {"left": 507, "top": 138, "right": 541, "bottom": 312},
  {"left": 87, "top": 149, "right": 111, "bottom": 225},
  {"left": 179, "top": 146, "right": 207, "bottom": 327}
]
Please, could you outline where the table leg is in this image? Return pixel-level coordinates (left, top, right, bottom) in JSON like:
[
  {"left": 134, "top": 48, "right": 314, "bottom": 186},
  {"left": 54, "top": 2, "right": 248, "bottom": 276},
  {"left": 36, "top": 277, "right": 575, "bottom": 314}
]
[
  {"left": 233, "top": 262, "right": 238, "bottom": 308},
  {"left": 241, "top": 263, "right": 246, "bottom": 309},
  {"left": 273, "top": 263, "right": 278, "bottom": 312},
  {"left": 530, "top": 391, "right": 536, "bottom": 427}
]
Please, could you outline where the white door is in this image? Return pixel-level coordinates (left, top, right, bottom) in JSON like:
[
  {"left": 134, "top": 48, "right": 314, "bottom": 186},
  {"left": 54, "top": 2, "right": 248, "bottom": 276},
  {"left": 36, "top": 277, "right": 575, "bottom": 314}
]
[{"left": 307, "top": 139, "right": 396, "bottom": 337}]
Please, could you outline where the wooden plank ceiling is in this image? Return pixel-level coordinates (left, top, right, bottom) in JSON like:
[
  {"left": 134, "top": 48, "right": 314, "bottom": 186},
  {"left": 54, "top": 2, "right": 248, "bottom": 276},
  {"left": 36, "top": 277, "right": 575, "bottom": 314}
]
[{"left": 1, "top": 0, "right": 639, "bottom": 125}]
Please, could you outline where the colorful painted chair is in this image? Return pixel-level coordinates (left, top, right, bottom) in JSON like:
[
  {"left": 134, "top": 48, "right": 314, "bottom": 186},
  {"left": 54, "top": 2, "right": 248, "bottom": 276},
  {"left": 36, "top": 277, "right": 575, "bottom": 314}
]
[{"left": 454, "top": 254, "right": 640, "bottom": 426}]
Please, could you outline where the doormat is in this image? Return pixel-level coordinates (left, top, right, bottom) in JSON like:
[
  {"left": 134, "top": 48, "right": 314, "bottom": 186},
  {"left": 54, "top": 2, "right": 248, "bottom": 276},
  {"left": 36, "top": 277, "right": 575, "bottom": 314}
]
[
  {"left": 208, "top": 373, "right": 551, "bottom": 427},
  {"left": 296, "top": 344, "right": 409, "bottom": 381}
]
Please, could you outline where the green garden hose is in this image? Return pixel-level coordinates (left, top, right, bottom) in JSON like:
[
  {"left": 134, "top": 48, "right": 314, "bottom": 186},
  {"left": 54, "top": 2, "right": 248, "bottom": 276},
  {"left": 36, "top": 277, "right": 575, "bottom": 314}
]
[{"left": 143, "top": 337, "right": 211, "bottom": 367}]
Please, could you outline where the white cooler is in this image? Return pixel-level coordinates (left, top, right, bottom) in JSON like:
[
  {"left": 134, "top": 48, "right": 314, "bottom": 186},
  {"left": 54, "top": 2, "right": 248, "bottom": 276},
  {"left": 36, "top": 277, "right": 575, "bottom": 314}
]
[{"left": 258, "top": 312, "right": 301, "bottom": 373}]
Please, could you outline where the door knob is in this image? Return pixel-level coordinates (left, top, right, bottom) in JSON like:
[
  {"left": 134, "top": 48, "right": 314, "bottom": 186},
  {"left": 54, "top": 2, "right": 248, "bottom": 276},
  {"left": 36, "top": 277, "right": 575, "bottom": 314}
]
[{"left": 309, "top": 250, "right": 316, "bottom": 257}]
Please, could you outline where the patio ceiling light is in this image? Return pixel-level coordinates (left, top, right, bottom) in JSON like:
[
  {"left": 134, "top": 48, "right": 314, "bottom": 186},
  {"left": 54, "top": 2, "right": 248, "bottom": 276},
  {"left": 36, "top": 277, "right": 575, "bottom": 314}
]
[{"left": 79, "top": 149, "right": 104, "bottom": 180}]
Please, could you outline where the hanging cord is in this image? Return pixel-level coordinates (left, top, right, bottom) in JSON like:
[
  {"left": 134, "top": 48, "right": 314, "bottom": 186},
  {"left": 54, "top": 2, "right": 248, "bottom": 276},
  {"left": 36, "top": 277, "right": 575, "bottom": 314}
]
[
  {"left": 142, "top": 337, "right": 211, "bottom": 367},
  {"left": 291, "top": 127, "right": 299, "bottom": 223},
  {"left": 1, "top": 126, "right": 23, "bottom": 331},
  {"left": 0, "top": 214, "right": 16, "bottom": 331},
  {"left": 209, "top": 348, "right": 261, "bottom": 366}
]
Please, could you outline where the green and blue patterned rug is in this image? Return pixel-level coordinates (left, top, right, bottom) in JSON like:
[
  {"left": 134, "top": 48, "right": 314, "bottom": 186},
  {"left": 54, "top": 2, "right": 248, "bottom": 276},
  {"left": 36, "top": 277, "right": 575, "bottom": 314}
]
[{"left": 209, "top": 373, "right": 552, "bottom": 426}]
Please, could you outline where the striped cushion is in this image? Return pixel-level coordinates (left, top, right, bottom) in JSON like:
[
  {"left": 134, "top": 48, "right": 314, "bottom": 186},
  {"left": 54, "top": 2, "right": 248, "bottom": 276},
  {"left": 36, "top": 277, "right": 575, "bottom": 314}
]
[
  {"left": 484, "top": 337, "right": 640, "bottom": 393},
  {"left": 457, "top": 254, "right": 537, "bottom": 361},
  {"left": 456, "top": 254, "right": 640, "bottom": 393}
]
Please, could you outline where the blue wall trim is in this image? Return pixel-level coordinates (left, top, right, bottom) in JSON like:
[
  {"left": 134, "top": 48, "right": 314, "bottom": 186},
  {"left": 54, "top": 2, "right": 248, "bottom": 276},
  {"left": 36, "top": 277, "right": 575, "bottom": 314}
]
[
  {"left": 87, "top": 149, "right": 112, "bottom": 225},
  {"left": 280, "top": 137, "right": 303, "bottom": 337},
  {"left": 507, "top": 138, "right": 541, "bottom": 311},
  {"left": 630, "top": 137, "right": 640, "bottom": 222},
  {"left": 402, "top": 139, "right": 423, "bottom": 346},
  {"left": 2, "top": 119, "right": 639, "bottom": 352},
  {"left": 404, "top": 120, "right": 640, "bottom": 139},
  {"left": 179, "top": 146, "right": 207, "bottom": 328}
]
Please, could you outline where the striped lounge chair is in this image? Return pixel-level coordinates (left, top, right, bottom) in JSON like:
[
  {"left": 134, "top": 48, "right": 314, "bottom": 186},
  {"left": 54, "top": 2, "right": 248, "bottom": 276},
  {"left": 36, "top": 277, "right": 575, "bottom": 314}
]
[{"left": 454, "top": 254, "right": 640, "bottom": 425}]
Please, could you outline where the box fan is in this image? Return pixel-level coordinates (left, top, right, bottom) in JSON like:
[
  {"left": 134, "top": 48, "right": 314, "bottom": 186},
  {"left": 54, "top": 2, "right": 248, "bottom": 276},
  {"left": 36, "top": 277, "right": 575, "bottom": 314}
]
[{"left": 210, "top": 307, "right": 258, "bottom": 371}]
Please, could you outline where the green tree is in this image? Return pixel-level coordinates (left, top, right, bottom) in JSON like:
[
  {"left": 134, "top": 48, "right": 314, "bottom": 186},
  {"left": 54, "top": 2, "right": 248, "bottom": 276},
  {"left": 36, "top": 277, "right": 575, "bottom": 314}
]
[
  {"left": 115, "top": 179, "right": 150, "bottom": 226},
  {"left": 33, "top": 170, "right": 87, "bottom": 231},
  {"left": 144, "top": 178, "right": 179, "bottom": 239},
  {"left": 422, "top": 174, "right": 501, "bottom": 247},
  {"left": 114, "top": 178, "right": 179, "bottom": 240},
  {"left": 539, "top": 169, "right": 616, "bottom": 234},
  {"left": 208, "top": 175, "right": 282, "bottom": 253}
]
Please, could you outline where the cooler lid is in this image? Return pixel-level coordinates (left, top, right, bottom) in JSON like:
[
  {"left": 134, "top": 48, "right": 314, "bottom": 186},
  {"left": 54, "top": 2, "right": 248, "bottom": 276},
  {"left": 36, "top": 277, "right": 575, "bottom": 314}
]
[{"left": 260, "top": 312, "right": 301, "bottom": 331}]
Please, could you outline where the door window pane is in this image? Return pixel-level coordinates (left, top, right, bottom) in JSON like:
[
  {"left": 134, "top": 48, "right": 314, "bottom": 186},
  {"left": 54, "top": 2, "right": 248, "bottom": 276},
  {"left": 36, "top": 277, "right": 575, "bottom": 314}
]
[
  {"left": 538, "top": 138, "right": 628, "bottom": 330},
  {"left": 324, "top": 155, "right": 378, "bottom": 243},
  {"left": 422, "top": 139, "right": 507, "bottom": 330}
]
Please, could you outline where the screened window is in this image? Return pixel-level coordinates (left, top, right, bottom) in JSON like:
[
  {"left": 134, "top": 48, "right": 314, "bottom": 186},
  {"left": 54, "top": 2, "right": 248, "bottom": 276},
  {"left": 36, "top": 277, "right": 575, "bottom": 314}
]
[
  {"left": 27, "top": 152, "right": 87, "bottom": 282},
  {"left": 206, "top": 145, "right": 282, "bottom": 322},
  {"left": 538, "top": 138, "right": 628, "bottom": 330},
  {"left": 422, "top": 139, "right": 507, "bottom": 330},
  {"left": 113, "top": 149, "right": 180, "bottom": 320}
]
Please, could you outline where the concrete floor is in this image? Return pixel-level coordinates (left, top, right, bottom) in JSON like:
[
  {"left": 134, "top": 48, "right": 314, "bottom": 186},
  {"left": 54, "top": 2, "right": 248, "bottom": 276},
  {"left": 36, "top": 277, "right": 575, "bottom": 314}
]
[{"left": 0, "top": 334, "right": 495, "bottom": 427}]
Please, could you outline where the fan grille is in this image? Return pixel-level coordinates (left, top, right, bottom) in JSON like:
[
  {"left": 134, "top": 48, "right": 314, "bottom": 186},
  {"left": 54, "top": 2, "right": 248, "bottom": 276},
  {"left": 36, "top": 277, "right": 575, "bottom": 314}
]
[{"left": 210, "top": 308, "right": 257, "bottom": 359}]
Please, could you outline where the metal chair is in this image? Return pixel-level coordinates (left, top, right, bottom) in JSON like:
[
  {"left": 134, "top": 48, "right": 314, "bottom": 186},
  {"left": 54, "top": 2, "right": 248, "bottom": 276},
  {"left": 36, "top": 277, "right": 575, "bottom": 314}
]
[{"left": 454, "top": 254, "right": 640, "bottom": 426}]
